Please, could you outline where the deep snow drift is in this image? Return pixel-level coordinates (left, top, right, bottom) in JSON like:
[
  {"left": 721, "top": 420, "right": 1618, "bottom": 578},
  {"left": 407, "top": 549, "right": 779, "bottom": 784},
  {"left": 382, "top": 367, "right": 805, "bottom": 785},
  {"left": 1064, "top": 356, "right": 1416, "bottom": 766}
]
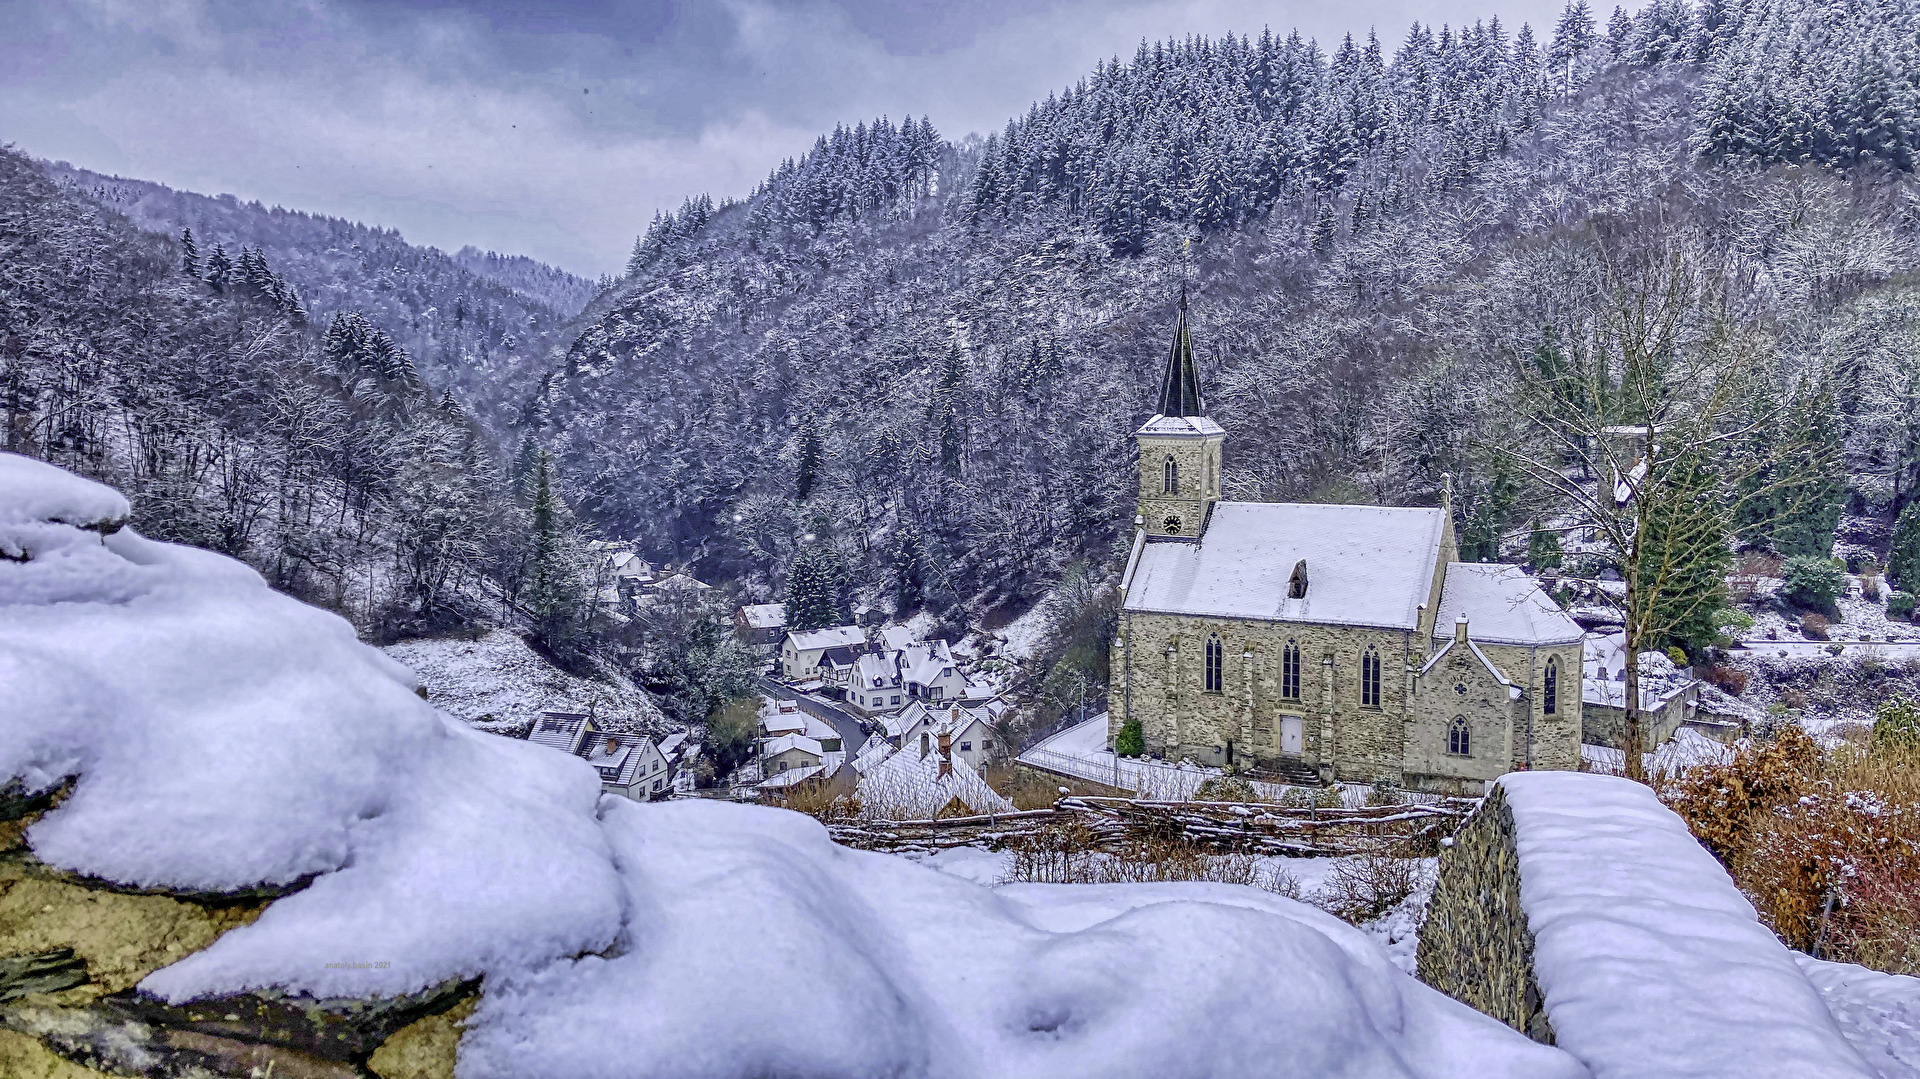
[{"left": 1, "top": 454, "right": 1590, "bottom": 1078}]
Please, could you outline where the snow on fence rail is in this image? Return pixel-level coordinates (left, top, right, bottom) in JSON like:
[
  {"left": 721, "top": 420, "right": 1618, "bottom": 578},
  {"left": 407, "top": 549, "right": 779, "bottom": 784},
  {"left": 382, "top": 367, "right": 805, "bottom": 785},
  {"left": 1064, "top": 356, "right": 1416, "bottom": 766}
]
[{"left": 825, "top": 796, "right": 1478, "bottom": 857}]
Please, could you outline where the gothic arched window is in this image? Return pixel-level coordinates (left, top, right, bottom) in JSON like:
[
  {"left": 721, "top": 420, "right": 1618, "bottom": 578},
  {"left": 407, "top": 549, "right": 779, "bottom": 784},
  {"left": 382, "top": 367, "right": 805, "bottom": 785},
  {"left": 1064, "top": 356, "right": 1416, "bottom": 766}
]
[
  {"left": 1204, "top": 635, "right": 1223, "bottom": 693},
  {"left": 1361, "top": 647, "right": 1381, "bottom": 708},
  {"left": 1448, "top": 717, "right": 1471, "bottom": 757},
  {"left": 1282, "top": 640, "right": 1301, "bottom": 700},
  {"left": 1163, "top": 454, "right": 1178, "bottom": 494},
  {"left": 1544, "top": 658, "right": 1559, "bottom": 715}
]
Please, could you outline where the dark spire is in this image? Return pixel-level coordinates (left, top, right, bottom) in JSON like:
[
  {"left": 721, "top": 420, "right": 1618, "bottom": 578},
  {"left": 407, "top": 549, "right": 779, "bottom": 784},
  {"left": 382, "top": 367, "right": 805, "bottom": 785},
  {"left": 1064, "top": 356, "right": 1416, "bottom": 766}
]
[{"left": 1156, "top": 287, "right": 1204, "bottom": 417}]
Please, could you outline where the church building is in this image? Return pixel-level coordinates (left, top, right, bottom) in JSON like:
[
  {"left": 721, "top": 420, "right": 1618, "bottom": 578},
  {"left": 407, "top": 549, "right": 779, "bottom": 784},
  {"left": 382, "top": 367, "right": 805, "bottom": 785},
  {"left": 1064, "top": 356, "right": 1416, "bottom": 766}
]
[{"left": 1109, "top": 300, "right": 1584, "bottom": 793}]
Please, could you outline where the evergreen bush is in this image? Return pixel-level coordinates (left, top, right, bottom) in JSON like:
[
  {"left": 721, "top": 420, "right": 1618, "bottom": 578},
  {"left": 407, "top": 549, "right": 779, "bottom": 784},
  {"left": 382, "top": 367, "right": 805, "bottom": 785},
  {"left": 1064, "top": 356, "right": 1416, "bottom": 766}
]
[
  {"left": 1889, "top": 503, "right": 1920, "bottom": 589},
  {"left": 1114, "top": 716, "right": 1144, "bottom": 758},
  {"left": 1889, "top": 592, "right": 1917, "bottom": 620},
  {"left": 1781, "top": 555, "right": 1846, "bottom": 612}
]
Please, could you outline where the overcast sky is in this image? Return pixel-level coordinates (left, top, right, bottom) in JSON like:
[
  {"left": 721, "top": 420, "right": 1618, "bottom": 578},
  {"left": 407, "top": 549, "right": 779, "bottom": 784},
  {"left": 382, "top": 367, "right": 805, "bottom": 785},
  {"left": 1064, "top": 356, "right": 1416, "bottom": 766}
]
[{"left": 3, "top": 0, "right": 1592, "bottom": 277}]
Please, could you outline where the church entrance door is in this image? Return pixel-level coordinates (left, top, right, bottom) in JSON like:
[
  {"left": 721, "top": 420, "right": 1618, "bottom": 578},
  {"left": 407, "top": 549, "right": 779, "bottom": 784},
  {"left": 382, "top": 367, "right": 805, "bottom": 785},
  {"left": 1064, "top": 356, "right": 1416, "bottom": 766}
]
[{"left": 1280, "top": 715, "right": 1303, "bottom": 755}]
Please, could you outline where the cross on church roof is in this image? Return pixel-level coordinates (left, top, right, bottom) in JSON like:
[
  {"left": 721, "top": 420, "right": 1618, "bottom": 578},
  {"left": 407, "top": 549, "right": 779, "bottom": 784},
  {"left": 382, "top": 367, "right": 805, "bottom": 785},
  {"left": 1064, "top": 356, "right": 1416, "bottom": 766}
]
[{"left": 1156, "top": 287, "right": 1205, "bottom": 418}]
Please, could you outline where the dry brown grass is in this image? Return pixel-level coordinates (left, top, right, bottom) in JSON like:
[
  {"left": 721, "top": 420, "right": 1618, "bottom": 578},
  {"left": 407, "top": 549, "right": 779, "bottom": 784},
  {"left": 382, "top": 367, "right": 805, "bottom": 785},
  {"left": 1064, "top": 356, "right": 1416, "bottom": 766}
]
[
  {"left": 766, "top": 781, "right": 861, "bottom": 823},
  {"left": 1801, "top": 613, "right": 1831, "bottom": 640},
  {"left": 982, "top": 764, "right": 1121, "bottom": 810},
  {"left": 1319, "top": 853, "right": 1424, "bottom": 922},
  {"left": 1666, "top": 727, "right": 1920, "bottom": 973}
]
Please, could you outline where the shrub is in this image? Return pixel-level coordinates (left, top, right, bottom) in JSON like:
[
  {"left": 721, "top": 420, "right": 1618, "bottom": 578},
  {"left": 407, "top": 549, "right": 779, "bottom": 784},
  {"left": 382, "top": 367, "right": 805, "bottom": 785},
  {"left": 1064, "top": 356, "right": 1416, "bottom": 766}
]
[
  {"left": 1782, "top": 555, "right": 1847, "bottom": 612},
  {"left": 1192, "top": 775, "right": 1261, "bottom": 803},
  {"left": 1320, "top": 853, "right": 1424, "bottom": 923},
  {"left": 1862, "top": 575, "right": 1883, "bottom": 602},
  {"left": 1280, "top": 785, "right": 1345, "bottom": 809},
  {"left": 1527, "top": 524, "right": 1563, "bottom": 573},
  {"left": 1114, "top": 716, "right": 1144, "bottom": 758},
  {"left": 1890, "top": 502, "right": 1920, "bottom": 589},
  {"left": 1665, "top": 645, "right": 1690, "bottom": 669},
  {"left": 1890, "top": 592, "right": 1917, "bottom": 620},
  {"left": 1703, "top": 665, "right": 1751, "bottom": 696},
  {"left": 1874, "top": 697, "right": 1920, "bottom": 749},
  {"left": 1800, "top": 613, "right": 1830, "bottom": 640},
  {"left": 1717, "top": 607, "right": 1756, "bottom": 633},
  {"left": 1365, "top": 776, "right": 1405, "bottom": 806}
]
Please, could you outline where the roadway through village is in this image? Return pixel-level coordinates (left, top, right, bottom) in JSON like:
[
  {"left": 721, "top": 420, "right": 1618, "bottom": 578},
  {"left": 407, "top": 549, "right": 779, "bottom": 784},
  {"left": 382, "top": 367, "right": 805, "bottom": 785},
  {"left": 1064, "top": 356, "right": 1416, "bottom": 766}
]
[{"left": 756, "top": 675, "right": 868, "bottom": 757}]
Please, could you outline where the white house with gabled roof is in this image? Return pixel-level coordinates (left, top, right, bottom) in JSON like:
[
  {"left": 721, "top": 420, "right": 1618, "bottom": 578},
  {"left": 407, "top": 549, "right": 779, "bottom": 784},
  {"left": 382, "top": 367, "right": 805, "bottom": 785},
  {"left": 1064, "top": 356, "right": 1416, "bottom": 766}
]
[{"left": 779, "top": 624, "right": 867, "bottom": 681}]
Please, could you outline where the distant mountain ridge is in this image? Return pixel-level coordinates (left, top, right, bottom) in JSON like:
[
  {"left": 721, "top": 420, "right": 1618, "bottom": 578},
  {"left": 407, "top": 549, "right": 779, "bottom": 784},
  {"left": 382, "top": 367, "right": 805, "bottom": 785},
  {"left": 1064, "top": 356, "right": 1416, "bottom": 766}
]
[{"left": 40, "top": 161, "right": 603, "bottom": 430}]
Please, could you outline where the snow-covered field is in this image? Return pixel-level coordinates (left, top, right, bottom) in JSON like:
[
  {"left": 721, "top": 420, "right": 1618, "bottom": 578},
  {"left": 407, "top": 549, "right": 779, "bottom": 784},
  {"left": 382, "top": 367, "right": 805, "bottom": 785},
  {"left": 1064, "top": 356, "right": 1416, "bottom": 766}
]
[
  {"left": 2, "top": 454, "right": 1593, "bottom": 1079},
  {"left": 383, "top": 629, "right": 665, "bottom": 737}
]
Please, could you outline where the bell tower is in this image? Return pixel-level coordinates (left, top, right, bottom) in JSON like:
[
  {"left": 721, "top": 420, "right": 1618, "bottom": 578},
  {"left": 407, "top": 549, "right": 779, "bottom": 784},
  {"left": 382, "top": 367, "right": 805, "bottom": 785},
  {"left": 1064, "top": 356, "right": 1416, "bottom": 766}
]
[{"left": 1136, "top": 291, "right": 1224, "bottom": 540}]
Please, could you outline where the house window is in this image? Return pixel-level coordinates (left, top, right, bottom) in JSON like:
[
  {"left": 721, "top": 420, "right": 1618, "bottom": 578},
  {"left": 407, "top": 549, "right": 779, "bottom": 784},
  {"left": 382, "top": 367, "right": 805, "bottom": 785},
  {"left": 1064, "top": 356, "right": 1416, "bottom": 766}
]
[
  {"left": 1282, "top": 640, "right": 1301, "bottom": 700},
  {"left": 780, "top": 760, "right": 790, "bottom": 772},
  {"left": 983, "top": 740, "right": 993, "bottom": 751},
  {"left": 930, "top": 687, "right": 942, "bottom": 701},
  {"left": 1204, "top": 635, "right": 1223, "bottom": 693},
  {"left": 891, "top": 696, "right": 901, "bottom": 705},
  {"left": 1163, "top": 454, "right": 1178, "bottom": 494},
  {"left": 1361, "top": 647, "right": 1381, "bottom": 708},
  {"left": 1544, "top": 658, "right": 1559, "bottom": 715},
  {"left": 1448, "top": 717, "right": 1471, "bottom": 757},
  {"left": 960, "top": 741, "right": 972, "bottom": 751},
  {"left": 919, "top": 733, "right": 930, "bottom": 759}
]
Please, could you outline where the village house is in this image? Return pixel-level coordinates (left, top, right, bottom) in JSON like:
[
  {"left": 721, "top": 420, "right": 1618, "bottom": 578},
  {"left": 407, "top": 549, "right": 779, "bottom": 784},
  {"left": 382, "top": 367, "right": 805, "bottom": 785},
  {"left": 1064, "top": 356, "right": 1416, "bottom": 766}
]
[
  {"left": 527, "top": 711, "right": 676, "bottom": 800},
  {"left": 1108, "top": 300, "right": 1586, "bottom": 794},
  {"left": 894, "top": 700, "right": 1004, "bottom": 774},
  {"left": 779, "top": 624, "right": 867, "bottom": 682},
  {"left": 1581, "top": 632, "right": 1717, "bottom": 749},
  {"left": 852, "top": 717, "right": 1014, "bottom": 819},
  {"left": 843, "top": 638, "right": 970, "bottom": 717},
  {"left": 735, "top": 603, "right": 787, "bottom": 668}
]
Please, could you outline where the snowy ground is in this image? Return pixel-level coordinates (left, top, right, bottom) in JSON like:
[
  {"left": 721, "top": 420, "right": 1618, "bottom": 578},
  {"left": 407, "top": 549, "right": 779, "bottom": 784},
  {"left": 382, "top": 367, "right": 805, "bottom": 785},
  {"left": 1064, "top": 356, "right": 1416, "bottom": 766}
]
[
  {"left": 384, "top": 629, "right": 665, "bottom": 737},
  {"left": 2, "top": 455, "right": 1593, "bottom": 1079},
  {"left": 1022, "top": 714, "right": 1391, "bottom": 805},
  {"left": 902, "top": 847, "right": 1436, "bottom": 975},
  {"left": 1798, "top": 957, "right": 1920, "bottom": 1079}
]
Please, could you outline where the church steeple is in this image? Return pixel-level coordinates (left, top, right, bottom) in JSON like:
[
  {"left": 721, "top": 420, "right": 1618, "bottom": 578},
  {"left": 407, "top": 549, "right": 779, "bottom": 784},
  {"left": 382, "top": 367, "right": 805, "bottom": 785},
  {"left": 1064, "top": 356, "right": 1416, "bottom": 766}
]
[
  {"left": 1156, "top": 288, "right": 1204, "bottom": 418},
  {"left": 1133, "top": 291, "right": 1225, "bottom": 541}
]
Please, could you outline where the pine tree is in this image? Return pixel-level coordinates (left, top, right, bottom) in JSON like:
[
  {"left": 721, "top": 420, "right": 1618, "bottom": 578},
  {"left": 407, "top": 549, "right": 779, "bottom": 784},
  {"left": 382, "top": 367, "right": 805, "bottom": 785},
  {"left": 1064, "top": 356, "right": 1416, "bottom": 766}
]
[
  {"left": 180, "top": 227, "right": 198, "bottom": 279},
  {"left": 523, "top": 452, "right": 586, "bottom": 656},
  {"left": 1772, "top": 382, "right": 1845, "bottom": 558},
  {"left": 785, "top": 544, "right": 844, "bottom": 631},
  {"left": 205, "top": 243, "right": 232, "bottom": 293},
  {"left": 1889, "top": 502, "right": 1920, "bottom": 590},
  {"left": 1528, "top": 522, "right": 1565, "bottom": 572},
  {"left": 794, "top": 417, "right": 821, "bottom": 502}
]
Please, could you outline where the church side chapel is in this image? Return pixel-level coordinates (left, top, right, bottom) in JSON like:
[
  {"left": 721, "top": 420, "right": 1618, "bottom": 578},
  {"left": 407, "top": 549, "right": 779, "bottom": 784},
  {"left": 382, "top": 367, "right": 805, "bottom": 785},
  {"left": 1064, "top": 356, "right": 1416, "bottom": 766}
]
[{"left": 1110, "top": 299, "right": 1584, "bottom": 794}]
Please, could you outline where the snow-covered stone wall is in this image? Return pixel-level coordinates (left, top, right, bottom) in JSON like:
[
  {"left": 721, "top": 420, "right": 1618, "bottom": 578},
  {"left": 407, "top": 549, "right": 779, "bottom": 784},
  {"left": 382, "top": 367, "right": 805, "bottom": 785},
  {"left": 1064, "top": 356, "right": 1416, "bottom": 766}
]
[{"left": 1421, "top": 771, "right": 1881, "bottom": 1079}]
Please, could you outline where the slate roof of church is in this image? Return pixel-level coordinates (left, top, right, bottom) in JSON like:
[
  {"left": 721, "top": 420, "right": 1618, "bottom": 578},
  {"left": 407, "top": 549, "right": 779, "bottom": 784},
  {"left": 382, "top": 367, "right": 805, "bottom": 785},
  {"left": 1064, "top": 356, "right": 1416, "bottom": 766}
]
[
  {"left": 1433, "top": 562, "right": 1584, "bottom": 646},
  {"left": 1122, "top": 502, "right": 1447, "bottom": 630}
]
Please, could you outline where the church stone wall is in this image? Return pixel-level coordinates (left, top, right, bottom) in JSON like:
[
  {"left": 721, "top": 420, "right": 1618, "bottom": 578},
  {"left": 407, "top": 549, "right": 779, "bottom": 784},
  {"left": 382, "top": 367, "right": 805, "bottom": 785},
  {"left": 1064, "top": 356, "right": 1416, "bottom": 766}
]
[
  {"left": 1134, "top": 433, "right": 1219, "bottom": 539},
  {"left": 1113, "top": 611, "right": 1420, "bottom": 783},
  {"left": 1407, "top": 643, "right": 1525, "bottom": 792},
  {"left": 1476, "top": 641, "right": 1584, "bottom": 772}
]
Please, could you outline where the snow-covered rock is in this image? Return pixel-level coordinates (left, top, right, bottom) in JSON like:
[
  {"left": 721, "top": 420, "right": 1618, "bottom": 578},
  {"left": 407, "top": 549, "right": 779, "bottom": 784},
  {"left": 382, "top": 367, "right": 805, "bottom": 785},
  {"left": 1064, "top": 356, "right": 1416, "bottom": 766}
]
[{"left": 0, "top": 456, "right": 1593, "bottom": 1078}]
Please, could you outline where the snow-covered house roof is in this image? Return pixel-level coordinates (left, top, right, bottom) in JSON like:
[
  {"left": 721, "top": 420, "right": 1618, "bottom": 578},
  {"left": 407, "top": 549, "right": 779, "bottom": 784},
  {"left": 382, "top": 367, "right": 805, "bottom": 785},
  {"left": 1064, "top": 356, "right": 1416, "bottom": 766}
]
[
  {"left": 1433, "top": 563, "right": 1583, "bottom": 646},
  {"left": 816, "top": 645, "right": 861, "bottom": 671},
  {"left": 900, "top": 640, "right": 958, "bottom": 686},
  {"left": 1123, "top": 502, "right": 1446, "bottom": 629},
  {"left": 880, "top": 625, "right": 916, "bottom": 652},
  {"left": 740, "top": 603, "right": 786, "bottom": 629},
  {"left": 528, "top": 711, "right": 591, "bottom": 754},
  {"left": 758, "top": 764, "right": 826, "bottom": 789},
  {"left": 853, "top": 651, "right": 901, "bottom": 689},
  {"left": 764, "top": 733, "right": 824, "bottom": 759},
  {"left": 787, "top": 625, "right": 865, "bottom": 652},
  {"left": 855, "top": 744, "right": 1013, "bottom": 819},
  {"left": 653, "top": 572, "right": 710, "bottom": 592},
  {"left": 581, "top": 731, "right": 661, "bottom": 788}
]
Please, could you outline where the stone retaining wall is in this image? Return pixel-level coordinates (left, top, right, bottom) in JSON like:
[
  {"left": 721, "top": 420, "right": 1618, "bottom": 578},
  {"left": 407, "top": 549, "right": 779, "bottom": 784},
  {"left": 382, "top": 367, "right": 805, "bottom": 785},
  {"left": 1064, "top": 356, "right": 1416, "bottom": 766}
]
[
  {"left": 1414, "top": 784, "right": 1555, "bottom": 1043},
  {"left": 0, "top": 783, "right": 468, "bottom": 1079}
]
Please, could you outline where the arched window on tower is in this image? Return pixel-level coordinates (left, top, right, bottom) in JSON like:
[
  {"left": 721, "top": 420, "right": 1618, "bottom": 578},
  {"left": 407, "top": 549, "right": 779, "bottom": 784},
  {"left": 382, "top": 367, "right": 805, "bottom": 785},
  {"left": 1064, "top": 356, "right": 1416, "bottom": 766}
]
[
  {"left": 1163, "top": 455, "right": 1178, "bottom": 495},
  {"left": 1448, "top": 717, "right": 1471, "bottom": 757},
  {"left": 1204, "top": 635, "right": 1223, "bottom": 693},
  {"left": 1544, "top": 658, "right": 1559, "bottom": 715},
  {"left": 1361, "top": 647, "right": 1381, "bottom": 708},
  {"left": 1282, "top": 640, "right": 1301, "bottom": 700}
]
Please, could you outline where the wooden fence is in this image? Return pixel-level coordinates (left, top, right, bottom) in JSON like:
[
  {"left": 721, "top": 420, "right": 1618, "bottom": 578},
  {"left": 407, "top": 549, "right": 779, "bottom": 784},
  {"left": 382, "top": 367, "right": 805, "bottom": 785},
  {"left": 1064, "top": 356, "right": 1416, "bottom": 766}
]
[{"left": 825, "top": 795, "right": 1478, "bottom": 858}]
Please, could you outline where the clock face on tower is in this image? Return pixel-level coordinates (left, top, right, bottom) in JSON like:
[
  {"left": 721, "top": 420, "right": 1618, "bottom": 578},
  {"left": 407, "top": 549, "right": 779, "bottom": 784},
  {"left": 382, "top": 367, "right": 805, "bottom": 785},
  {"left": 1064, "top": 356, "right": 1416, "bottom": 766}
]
[{"left": 1163, "top": 514, "right": 1183, "bottom": 535}]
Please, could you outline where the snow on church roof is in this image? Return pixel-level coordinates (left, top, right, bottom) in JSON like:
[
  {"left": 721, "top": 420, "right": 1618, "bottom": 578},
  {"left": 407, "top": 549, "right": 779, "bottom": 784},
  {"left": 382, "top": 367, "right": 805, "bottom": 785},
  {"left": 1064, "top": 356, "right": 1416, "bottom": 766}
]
[
  {"left": 1123, "top": 502, "right": 1446, "bottom": 630},
  {"left": 1433, "top": 563, "right": 1583, "bottom": 646}
]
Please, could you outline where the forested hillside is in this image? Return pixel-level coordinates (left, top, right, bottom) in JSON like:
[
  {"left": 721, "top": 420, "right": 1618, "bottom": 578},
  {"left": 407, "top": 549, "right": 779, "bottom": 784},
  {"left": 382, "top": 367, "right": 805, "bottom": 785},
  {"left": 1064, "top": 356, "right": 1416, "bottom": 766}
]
[
  {"left": 40, "top": 162, "right": 603, "bottom": 430},
  {"left": 526, "top": 0, "right": 1920, "bottom": 635},
  {"left": 0, "top": 147, "right": 597, "bottom": 650}
]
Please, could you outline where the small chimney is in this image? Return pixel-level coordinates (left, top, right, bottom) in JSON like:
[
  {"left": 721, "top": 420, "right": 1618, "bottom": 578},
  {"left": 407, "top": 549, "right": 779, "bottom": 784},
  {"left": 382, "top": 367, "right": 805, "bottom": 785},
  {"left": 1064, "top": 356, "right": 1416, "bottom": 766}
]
[
  {"left": 938, "top": 731, "right": 952, "bottom": 759},
  {"left": 939, "top": 758, "right": 952, "bottom": 779},
  {"left": 1454, "top": 615, "right": 1469, "bottom": 645}
]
